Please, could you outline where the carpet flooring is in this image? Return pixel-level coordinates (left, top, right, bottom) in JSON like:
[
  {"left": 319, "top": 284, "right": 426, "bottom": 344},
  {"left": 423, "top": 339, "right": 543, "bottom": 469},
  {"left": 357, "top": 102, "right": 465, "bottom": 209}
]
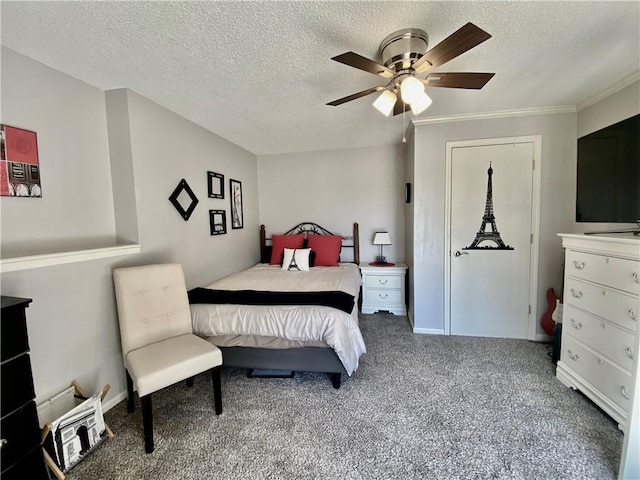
[{"left": 67, "top": 314, "right": 623, "bottom": 480}]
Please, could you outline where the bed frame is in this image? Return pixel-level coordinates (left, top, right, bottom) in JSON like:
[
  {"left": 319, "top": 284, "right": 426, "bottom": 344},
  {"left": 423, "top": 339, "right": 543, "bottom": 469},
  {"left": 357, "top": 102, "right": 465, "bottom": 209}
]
[{"left": 218, "top": 222, "right": 360, "bottom": 389}]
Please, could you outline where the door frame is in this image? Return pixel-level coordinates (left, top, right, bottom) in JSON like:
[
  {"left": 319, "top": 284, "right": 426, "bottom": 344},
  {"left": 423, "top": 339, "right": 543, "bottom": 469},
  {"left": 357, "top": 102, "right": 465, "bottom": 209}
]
[{"left": 444, "top": 135, "right": 542, "bottom": 339}]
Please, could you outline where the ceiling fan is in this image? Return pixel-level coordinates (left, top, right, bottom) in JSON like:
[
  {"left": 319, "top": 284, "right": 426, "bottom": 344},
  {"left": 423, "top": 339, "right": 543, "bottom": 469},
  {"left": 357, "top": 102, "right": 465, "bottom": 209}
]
[{"left": 327, "top": 23, "right": 495, "bottom": 116}]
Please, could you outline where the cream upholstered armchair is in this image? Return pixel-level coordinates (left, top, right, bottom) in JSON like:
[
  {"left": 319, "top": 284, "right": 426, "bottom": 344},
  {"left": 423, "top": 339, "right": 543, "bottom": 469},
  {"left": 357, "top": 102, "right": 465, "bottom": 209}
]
[{"left": 113, "top": 263, "right": 223, "bottom": 454}]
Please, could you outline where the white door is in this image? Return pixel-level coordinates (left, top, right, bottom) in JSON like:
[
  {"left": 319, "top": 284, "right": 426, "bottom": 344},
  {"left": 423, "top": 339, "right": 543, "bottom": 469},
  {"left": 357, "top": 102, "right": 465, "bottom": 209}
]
[{"left": 448, "top": 140, "right": 535, "bottom": 338}]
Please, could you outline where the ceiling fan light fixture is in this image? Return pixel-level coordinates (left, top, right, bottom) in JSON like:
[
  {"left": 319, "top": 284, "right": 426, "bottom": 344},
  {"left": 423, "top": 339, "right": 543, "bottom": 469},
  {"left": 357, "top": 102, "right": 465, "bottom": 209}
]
[
  {"left": 399, "top": 75, "right": 425, "bottom": 104},
  {"left": 409, "top": 91, "right": 433, "bottom": 115},
  {"left": 372, "top": 90, "right": 397, "bottom": 116}
]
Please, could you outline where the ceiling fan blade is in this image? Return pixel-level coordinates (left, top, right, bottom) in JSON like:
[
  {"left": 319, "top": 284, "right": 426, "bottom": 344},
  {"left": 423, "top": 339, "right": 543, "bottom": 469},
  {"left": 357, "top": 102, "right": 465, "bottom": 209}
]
[
  {"left": 326, "top": 85, "right": 386, "bottom": 106},
  {"left": 331, "top": 52, "right": 395, "bottom": 78},
  {"left": 392, "top": 100, "right": 411, "bottom": 116},
  {"left": 413, "top": 23, "right": 491, "bottom": 74},
  {"left": 424, "top": 72, "right": 495, "bottom": 89}
]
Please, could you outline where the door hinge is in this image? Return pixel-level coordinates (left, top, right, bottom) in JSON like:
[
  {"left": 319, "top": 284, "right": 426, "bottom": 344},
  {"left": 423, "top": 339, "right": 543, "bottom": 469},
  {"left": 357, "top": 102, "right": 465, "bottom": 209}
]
[
  {"left": 530, "top": 233, "right": 533, "bottom": 244},
  {"left": 528, "top": 305, "right": 532, "bottom": 314},
  {"left": 532, "top": 159, "right": 535, "bottom": 170}
]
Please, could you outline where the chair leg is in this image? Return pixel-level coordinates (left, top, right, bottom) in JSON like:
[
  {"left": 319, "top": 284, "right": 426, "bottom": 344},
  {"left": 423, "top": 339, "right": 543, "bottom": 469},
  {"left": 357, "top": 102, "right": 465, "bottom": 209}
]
[
  {"left": 141, "top": 394, "right": 154, "bottom": 454},
  {"left": 186, "top": 377, "right": 194, "bottom": 388},
  {"left": 126, "top": 370, "right": 135, "bottom": 413},
  {"left": 211, "top": 366, "right": 222, "bottom": 415}
]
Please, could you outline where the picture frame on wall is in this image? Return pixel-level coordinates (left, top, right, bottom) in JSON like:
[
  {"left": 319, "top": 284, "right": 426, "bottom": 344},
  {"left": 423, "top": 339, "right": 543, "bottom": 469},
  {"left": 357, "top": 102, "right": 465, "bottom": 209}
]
[
  {"left": 207, "top": 171, "right": 224, "bottom": 199},
  {"left": 209, "top": 210, "right": 227, "bottom": 235},
  {"left": 230, "top": 178, "right": 243, "bottom": 229},
  {"left": 1, "top": 124, "right": 42, "bottom": 197}
]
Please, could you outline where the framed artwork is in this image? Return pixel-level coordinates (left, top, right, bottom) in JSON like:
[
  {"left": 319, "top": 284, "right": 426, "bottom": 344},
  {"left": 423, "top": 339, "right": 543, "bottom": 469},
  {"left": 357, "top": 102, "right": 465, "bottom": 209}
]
[
  {"left": 168, "top": 179, "right": 199, "bottom": 221},
  {"left": 1, "top": 124, "right": 42, "bottom": 197},
  {"left": 230, "top": 178, "right": 243, "bottom": 229},
  {"left": 209, "top": 210, "right": 227, "bottom": 235},
  {"left": 207, "top": 171, "right": 224, "bottom": 199}
]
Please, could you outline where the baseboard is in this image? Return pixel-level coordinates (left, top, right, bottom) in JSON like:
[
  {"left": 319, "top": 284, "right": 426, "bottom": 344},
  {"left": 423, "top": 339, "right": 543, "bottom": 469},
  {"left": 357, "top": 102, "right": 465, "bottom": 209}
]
[
  {"left": 413, "top": 327, "right": 445, "bottom": 335},
  {"left": 534, "top": 333, "right": 552, "bottom": 342},
  {"left": 102, "top": 391, "right": 127, "bottom": 413}
]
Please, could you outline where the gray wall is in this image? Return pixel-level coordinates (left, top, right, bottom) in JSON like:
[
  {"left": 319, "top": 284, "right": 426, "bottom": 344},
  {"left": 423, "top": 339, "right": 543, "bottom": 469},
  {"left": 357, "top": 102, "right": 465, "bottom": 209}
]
[
  {"left": 0, "top": 49, "right": 258, "bottom": 405},
  {"left": 409, "top": 113, "right": 577, "bottom": 333},
  {"left": 257, "top": 144, "right": 406, "bottom": 265}
]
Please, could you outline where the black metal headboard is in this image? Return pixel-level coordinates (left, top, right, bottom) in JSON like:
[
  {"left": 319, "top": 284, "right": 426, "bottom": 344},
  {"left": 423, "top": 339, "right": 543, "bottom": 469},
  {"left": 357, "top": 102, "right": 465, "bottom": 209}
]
[{"left": 260, "top": 222, "right": 360, "bottom": 264}]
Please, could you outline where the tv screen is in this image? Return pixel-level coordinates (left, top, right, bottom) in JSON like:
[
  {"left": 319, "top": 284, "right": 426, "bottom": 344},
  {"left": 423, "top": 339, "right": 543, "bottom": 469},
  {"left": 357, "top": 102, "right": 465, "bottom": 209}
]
[{"left": 576, "top": 114, "right": 640, "bottom": 223}]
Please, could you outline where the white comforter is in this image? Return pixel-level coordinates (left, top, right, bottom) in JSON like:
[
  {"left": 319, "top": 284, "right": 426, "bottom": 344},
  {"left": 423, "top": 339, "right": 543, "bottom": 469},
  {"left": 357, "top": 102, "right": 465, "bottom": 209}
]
[{"left": 190, "top": 263, "right": 366, "bottom": 375}]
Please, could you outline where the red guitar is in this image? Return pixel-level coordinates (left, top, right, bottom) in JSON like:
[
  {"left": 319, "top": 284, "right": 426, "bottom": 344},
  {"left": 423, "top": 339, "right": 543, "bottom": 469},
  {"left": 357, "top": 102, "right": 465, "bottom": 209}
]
[{"left": 541, "top": 288, "right": 560, "bottom": 336}]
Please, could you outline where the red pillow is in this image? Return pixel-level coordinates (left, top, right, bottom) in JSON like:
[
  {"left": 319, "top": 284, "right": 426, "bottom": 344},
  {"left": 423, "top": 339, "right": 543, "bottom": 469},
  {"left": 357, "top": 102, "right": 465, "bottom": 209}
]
[
  {"left": 270, "top": 234, "right": 304, "bottom": 265},
  {"left": 307, "top": 234, "right": 343, "bottom": 266}
]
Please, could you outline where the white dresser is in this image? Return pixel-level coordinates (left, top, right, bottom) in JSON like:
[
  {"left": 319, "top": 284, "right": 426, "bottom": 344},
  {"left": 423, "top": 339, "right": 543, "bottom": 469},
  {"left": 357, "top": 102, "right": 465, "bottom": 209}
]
[
  {"left": 359, "top": 262, "right": 407, "bottom": 315},
  {"left": 556, "top": 233, "right": 640, "bottom": 430}
]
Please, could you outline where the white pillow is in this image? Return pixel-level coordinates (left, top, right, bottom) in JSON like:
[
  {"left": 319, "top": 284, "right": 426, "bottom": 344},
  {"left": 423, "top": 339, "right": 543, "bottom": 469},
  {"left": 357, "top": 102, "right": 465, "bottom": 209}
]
[{"left": 281, "top": 248, "right": 311, "bottom": 272}]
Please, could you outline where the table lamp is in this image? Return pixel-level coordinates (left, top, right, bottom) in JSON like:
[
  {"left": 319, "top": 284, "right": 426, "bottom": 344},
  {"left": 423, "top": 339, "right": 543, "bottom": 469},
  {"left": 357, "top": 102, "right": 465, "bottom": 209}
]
[{"left": 372, "top": 231, "right": 392, "bottom": 264}]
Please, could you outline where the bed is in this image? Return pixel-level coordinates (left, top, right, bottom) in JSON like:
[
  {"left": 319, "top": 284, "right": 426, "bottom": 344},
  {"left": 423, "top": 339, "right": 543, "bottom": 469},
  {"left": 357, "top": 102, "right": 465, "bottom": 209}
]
[{"left": 188, "top": 222, "right": 365, "bottom": 388}]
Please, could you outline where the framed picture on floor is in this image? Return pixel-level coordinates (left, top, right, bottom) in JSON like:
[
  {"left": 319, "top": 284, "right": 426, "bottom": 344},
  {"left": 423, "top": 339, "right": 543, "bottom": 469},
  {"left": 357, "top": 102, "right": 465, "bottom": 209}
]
[{"left": 230, "top": 178, "right": 243, "bottom": 229}]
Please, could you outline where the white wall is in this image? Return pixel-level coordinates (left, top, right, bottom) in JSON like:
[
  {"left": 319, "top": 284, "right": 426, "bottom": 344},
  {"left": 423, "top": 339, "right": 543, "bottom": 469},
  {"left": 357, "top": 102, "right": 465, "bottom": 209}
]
[
  {"left": 107, "top": 89, "right": 259, "bottom": 287},
  {"left": 257, "top": 144, "right": 406, "bottom": 265},
  {"left": 1, "top": 49, "right": 258, "bottom": 406},
  {"left": 409, "top": 113, "right": 577, "bottom": 333}
]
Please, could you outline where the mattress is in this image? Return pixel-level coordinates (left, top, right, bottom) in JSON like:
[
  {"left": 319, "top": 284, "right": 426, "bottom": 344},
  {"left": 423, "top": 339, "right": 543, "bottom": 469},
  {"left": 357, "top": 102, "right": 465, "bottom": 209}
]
[{"left": 190, "top": 263, "right": 366, "bottom": 375}]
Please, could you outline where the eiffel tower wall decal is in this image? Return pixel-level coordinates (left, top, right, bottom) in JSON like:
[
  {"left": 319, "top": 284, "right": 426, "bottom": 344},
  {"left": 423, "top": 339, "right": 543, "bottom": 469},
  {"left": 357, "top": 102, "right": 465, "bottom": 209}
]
[{"left": 463, "top": 162, "right": 514, "bottom": 250}]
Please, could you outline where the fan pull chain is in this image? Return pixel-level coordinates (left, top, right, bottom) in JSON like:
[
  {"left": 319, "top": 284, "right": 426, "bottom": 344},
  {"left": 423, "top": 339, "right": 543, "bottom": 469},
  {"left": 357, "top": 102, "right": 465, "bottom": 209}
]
[{"left": 402, "top": 105, "right": 406, "bottom": 143}]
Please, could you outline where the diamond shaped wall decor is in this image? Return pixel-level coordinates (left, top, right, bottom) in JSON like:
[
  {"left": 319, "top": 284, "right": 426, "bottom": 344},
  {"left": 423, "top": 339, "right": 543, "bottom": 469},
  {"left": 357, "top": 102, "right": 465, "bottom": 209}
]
[{"left": 169, "top": 179, "right": 199, "bottom": 221}]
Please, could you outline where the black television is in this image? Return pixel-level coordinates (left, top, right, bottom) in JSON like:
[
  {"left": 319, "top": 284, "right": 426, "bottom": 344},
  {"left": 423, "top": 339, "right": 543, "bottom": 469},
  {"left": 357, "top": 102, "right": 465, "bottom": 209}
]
[{"left": 576, "top": 113, "right": 640, "bottom": 226}]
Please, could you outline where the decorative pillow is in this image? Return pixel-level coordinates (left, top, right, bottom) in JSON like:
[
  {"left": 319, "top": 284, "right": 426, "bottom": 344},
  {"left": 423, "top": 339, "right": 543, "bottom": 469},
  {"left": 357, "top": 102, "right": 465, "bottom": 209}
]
[
  {"left": 307, "top": 234, "right": 343, "bottom": 267},
  {"left": 281, "top": 248, "right": 311, "bottom": 272},
  {"left": 270, "top": 234, "right": 304, "bottom": 265},
  {"left": 280, "top": 249, "right": 316, "bottom": 267}
]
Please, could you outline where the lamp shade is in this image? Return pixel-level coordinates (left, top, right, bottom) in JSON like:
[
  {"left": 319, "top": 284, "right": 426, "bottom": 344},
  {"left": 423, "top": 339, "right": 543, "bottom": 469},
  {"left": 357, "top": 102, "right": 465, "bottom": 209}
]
[
  {"left": 372, "top": 232, "right": 392, "bottom": 245},
  {"left": 372, "top": 90, "right": 397, "bottom": 116},
  {"left": 399, "top": 75, "right": 425, "bottom": 104},
  {"left": 410, "top": 91, "right": 432, "bottom": 115}
]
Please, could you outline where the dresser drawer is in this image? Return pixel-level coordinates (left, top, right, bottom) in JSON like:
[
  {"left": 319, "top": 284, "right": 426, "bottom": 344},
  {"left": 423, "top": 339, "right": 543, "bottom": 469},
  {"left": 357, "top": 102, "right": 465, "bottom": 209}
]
[
  {"left": 1, "top": 354, "right": 36, "bottom": 417},
  {"left": 364, "top": 289, "right": 402, "bottom": 305},
  {"left": 0, "top": 400, "right": 42, "bottom": 471},
  {"left": 364, "top": 274, "right": 402, "bottom": 290},
  {"left": 566, "top": 250, "right": 640, "bottom": 296},
  {"left": 563, "top": 304, "right": 635, "bottom": 371},
  {"left": 565, "top": 277, "right": 638, "bottom": 332},
  {"left": 0, "top": 305, "right": 29, "bottom": 363},
  {"left": 1, "top": 441, "right": 48, "bottom": 480},
  {"left": 562, "top": 335, "right": 633, "bottom": 412}
]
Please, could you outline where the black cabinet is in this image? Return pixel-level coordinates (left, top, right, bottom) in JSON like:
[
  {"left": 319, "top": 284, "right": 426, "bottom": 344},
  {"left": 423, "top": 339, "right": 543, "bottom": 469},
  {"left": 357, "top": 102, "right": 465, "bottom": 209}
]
[{"left": 1, "top": 296, "right": 48, "bottom": 479}]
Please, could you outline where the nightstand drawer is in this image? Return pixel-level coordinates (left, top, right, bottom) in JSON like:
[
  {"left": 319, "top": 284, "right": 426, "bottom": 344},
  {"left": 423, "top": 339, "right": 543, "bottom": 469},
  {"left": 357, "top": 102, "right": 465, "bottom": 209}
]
[
  {"left": 1, "top": 354, "right": 36, "bottom": 417},
  {"left": 563, "top": 304, "right": 635, "bottom": 371},
  {"left": 567, "top": 250, "right": 639, "bottom": 296},
  {"left": 365, "top": 289, "right": 402, "bottom": 305},
  {"left": 565, "top": 277, "right": 638, "bottom": 332},
  {"left": 364, "top": 275, "right": 402, "bottom": 289},
  {"left": 0, "top": 400, "right": 42, "bottom": 471}
]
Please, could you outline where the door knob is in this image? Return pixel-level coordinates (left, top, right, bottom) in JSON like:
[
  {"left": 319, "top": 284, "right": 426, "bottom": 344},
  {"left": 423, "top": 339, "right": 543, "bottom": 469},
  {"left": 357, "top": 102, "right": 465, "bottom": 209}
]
[{"left": 453, "top": 250, "right": 469, "bottom": 257}]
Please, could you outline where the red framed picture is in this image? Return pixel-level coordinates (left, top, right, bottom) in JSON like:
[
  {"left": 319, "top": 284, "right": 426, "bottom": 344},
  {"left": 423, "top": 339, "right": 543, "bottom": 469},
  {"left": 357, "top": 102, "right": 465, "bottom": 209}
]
[{"left": 1, "top": 124, "right": 41, "bottom": 197}]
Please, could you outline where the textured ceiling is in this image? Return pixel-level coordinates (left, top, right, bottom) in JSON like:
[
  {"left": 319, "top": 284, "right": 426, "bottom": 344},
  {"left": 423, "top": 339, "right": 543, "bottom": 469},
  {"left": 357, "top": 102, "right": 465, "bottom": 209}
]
[{"left": 1, "top": 1, "right": 639, "bottom": 155}]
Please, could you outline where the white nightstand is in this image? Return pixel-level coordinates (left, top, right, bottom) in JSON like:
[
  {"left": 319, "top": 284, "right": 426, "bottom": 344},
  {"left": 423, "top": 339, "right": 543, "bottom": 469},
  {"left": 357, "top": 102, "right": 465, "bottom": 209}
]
[{"left": 359, "top": 262, "right": 408, "bottom": 315}]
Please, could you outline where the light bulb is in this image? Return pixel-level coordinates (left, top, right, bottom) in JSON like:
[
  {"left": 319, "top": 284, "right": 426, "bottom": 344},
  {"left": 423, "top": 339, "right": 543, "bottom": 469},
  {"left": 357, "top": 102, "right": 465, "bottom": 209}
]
[
  {"left": 400, "top": 76, "right": 425, "bottom": 104},
  {"left": 372, "top": 90, "right": 397, "bottom": 116},
  {"left": 410, "top": 91, "right": 432, "bottom": 115}
]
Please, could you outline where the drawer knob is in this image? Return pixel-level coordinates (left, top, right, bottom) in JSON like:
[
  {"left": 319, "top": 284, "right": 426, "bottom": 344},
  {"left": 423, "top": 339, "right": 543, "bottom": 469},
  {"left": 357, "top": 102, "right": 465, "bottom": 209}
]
[
  {"left": 378, "top": 279, "right": 388, "bottom": 285},
  {"left": 0, "top": 439, "right": 6, "bottom": 448},
  {"left": 570, "top": 288, "right": 583, "bottom": 299},
  {"left": 379, "top": 293, "right": 388, "bottom": 299},
  {"left": 633, "top": 272, "right": 639, "bottom": 284},
  {"left": 630, "top": 309, "right": 637, "bottom": 321},
  {"left": 573, "top": 260, "right": 585, "bottom": 270},
  {"left": 567, "top": 349, "right": 579, "bottom": 361},
  {"left": 621, "top": 386, "right": 630, "bottom": 400},
  {"left": 569, "top": 318, "right": 582, "bottom": 329},
  {"left": 627, "top": 347, "right": 634, "bottom": 360}
]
